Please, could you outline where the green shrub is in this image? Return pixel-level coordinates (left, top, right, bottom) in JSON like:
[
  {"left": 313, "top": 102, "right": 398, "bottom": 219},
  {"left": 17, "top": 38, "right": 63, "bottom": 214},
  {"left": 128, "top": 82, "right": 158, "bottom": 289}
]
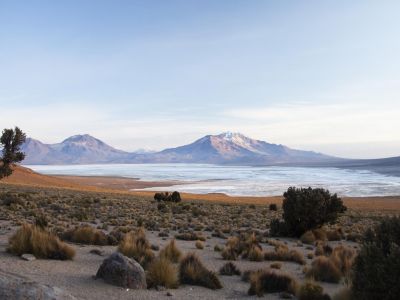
[
  {"left": 269, "top": 218, "right": 289, "bottom": 237},
  {"left": 352, "top": 217, "right": 400, "bottom": 300},
  {"left": 269, "top": 203, "right": 278, "bottom": 211},
  {"left": 274, "top": 187, "right": 346, "bottom": 237}
]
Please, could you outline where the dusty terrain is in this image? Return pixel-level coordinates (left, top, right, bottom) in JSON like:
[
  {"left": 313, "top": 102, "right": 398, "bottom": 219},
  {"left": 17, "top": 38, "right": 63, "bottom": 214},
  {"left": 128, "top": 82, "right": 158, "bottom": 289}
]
[{"left": 0, "top": 166, "right": 399, "bottom": 299}]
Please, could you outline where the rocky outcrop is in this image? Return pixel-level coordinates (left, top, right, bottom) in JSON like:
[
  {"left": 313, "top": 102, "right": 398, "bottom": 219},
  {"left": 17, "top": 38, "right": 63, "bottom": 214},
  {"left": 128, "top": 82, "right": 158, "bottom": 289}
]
[
  {"left": 95, "top": 252, "right": 147, "bottom": 289},
  {"left": 0, "top": 269, "right": 76, "bottom": 300}
]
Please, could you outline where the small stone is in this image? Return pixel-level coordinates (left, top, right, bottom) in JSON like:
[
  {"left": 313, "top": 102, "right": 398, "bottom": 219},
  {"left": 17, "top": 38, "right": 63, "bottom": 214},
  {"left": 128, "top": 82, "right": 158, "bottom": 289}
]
[
  {"left": 166, "top": 292, "right": 173, "bottom": 296},
  {"left": 280, "top": 291, "right": 295, "bottom": 299},
  {"left": 21, "top": 254, "right": 36, "bottom": 261},
  {"left": 89, "top": 249, "right": 104, "bottom": 256}
]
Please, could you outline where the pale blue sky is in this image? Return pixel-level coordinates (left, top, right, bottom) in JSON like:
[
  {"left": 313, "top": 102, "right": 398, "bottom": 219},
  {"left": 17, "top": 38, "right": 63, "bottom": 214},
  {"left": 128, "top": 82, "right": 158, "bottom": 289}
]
[{"left": 1, "top": 0, "right": 399, "bottom": 158}]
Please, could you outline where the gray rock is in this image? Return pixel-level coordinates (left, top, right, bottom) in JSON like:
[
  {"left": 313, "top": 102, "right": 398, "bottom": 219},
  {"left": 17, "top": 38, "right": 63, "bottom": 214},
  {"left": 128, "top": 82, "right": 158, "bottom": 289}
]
[
  {"left": 0, "top": 269, "right": 76, "bottom": 300},
  {"left": 95, "top": 252, "right": 146, "bottom": 289},
  {"left": 21, "top": 254, "right": 36, "bottom": 261}
]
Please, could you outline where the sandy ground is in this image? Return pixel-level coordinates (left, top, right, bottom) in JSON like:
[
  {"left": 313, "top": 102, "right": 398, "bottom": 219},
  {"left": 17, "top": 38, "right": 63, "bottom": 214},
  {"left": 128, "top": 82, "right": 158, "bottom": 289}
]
[{"left": 0, "top": 221, "right": 351, "bottom": 300}]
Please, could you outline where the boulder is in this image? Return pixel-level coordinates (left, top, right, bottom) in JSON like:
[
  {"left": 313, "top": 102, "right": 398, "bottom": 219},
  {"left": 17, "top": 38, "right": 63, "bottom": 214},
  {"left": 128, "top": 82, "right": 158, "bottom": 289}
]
[
  {"left": 0, "top": 269, "right": 76, "bottom": 300},
  {"left": 95, "top": 252, "right": 146, "bottom": 289}
]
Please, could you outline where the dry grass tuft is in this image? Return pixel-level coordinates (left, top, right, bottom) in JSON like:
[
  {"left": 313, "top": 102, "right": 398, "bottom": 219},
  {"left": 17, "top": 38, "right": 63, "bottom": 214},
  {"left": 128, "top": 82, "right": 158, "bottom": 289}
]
[
  {"left": 8, "top": 223, "right": 75, "bottom": 260},
  {"left": 264, "top": 244, "right": 306, "bottom": 265},
  {"left": 314, "top": 241, "right": 333, "bottom": 256},
  {"left": 248, "top": 269, "right": 298, "bottom": 297},
  {"left": 297, "top": 280, "right": 331, "bottom": 300},
  {"left": 159, "top": 239, "right": 182, "bottom": 263},
  {"left": 270, "top": 262, "right": 282, "bottom": 269},
  {"left": 306, "top": 256, "right": 342, "bottom": 283},
  {"left": 307, "top": 245, "right": 355, "bottom": 283},
  {"left": 247, "top": 245, "right": 264, "bottom": 261},
  {"left": 179, "top": 253, "right": 222, "bottom": 290},
  {"left": 118, "top": 227, "right": 155, "bottom": 269},
  {"left": 222, "top": 233, "right": 263, "bottom": 261},
  {"left": 300, "top": 231, "right": 316, "bottom": 245},
  {"left": 195, "top": 240, "right": 204, "bottom": 249},
  {"left": 146, "top": 257, "right": 179, "bottom": 289},
  {"left": 326, "top": 228, "right": 344, "bottom": 241},
  {"left": 221, "top": 245, "right": 238, "bottom": 260},
  {"left": 63, "top": 225, "right": 108, "bottom": 245},
  {"left": 312, "top": 228, "right": 328, "bottom": 241},
  {"left": 219, "top": 262, "right": 241, "bottom": 276},
  {"left": 330, "top": 245, "right": 355, "bottom": 275}
]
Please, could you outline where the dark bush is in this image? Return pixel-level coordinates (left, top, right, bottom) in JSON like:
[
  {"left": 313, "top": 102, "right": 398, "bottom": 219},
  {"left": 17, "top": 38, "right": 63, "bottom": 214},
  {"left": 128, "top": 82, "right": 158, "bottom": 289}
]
[
  {"left": 269, "top": 203, "right": 278, "bottom": 211},
  {"left": 154, "top": 191, "right": 181, "bottom": 202},
  {"left": 352, "top": 217, "right": 400, "bottom": 300},
  {"left": 269, "top": 219, "right": 289, "bottom": 237},
  {"left": 274, "top": 187, "right": 346, "bottom": 237}
]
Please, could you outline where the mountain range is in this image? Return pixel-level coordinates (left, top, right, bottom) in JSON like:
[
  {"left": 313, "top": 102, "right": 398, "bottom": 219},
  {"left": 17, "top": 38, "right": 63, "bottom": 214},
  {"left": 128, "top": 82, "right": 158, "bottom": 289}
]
[
  {"left": 22, "top": 132, "right": 338, "bottom": 165},
  {"left": 21, "top": 132, "right": 400, "bottom": 176}
]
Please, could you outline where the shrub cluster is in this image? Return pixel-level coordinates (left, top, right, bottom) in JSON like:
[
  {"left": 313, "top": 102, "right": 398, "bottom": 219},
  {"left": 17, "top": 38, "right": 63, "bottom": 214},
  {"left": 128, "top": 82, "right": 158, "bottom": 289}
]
[
  {"left": 221, "top": 233, "right": 262, "bottom": 261},
  {"left": 352, "top": 217, "right": 400, "bottom": 300},
  {"left": 154, "top": 191, "right": 181, "bottom": 202},
  {"left": 264, "top": 243, "right": 305, "bottom": 265},
  {"left": 271, "top": 187, "right": 346, "bottom": 237}
]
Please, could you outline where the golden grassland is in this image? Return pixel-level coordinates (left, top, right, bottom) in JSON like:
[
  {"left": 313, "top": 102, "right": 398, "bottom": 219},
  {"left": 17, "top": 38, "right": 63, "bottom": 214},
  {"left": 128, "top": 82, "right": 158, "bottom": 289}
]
[{"left": 2, "top": 165, "right": 400, "bottom": 211}]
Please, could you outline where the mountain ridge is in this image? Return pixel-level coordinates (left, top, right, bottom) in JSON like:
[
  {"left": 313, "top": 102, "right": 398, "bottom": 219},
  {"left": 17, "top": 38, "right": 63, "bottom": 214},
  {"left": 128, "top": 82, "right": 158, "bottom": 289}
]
[{"left": 21, "top": 132, "right": 339, "bottom": 165}]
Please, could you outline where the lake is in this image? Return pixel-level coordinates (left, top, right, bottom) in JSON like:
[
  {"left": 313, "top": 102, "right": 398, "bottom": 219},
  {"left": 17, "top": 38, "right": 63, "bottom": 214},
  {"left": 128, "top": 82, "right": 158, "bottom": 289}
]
[{"left": 25, "top": 163, "right": 400, "bottom": 197}]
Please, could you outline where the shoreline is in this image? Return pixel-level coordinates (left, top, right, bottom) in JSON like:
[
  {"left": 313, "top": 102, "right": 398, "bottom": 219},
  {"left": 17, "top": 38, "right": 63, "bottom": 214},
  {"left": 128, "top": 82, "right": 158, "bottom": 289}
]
[{"left": 2, "top": 165, "right": 400, "bottom": 210}]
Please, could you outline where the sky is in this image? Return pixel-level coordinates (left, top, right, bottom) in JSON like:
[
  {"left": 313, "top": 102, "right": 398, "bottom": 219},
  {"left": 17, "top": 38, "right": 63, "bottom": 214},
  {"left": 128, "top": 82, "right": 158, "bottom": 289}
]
[{"left": 1, "top": 0, "right": 399, "bottom": 159}]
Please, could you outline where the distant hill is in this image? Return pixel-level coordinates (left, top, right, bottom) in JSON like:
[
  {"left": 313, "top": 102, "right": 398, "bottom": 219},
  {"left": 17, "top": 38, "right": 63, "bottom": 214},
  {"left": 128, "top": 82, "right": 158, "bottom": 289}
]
[
  {"left": 22, "top": 134, "right": 131, "bottom": 164},
  {"left": 22, "top": 132, "right": 339, "bottom": 165}
]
